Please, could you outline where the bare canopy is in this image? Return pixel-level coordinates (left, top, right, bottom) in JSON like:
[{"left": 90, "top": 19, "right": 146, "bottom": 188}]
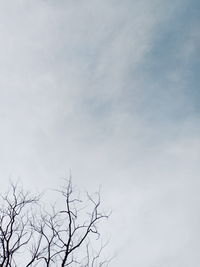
[{"left": 0, "top": 180, "right": 111, "bottom": 267}]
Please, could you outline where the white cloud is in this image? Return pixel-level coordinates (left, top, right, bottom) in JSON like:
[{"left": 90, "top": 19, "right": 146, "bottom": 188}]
[{"left": 0, "top": 0, "right": 199, "bottom": 266}]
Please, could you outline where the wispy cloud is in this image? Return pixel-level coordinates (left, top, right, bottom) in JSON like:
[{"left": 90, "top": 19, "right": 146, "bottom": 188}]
[{"left": 0, "top": 0, "right": 199, "bottom": 266}]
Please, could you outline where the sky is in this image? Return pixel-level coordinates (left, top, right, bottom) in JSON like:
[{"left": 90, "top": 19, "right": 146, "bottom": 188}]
[{"left": 0, "top": 0, "right": 199, "bottom": 266}]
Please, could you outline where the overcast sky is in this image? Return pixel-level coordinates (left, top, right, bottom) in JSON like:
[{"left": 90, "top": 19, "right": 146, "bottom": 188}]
[{"left": 0, "top": 0, "right": 200, "bottom": 266}]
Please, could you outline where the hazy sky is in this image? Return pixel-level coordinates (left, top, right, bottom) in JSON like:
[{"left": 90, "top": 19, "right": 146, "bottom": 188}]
[{"left": 0, "top": 0, "right": 200, "bottom": 266}]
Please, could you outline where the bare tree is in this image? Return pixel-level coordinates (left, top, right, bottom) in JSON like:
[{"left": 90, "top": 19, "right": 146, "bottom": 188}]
[
  {"left": 0, "top": 182, "right": 39, "bottom": 267},
  {"left": 0, "top": 180, "right": 111, "bottom": 267}
]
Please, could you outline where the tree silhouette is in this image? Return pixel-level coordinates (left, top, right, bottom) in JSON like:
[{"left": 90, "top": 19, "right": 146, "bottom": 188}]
[{"left": 0, "top": 180, "right": 110, "bottom": 267}]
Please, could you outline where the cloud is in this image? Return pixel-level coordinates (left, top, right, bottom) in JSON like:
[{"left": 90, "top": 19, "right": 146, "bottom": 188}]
[{"left": 0, "top": 0, "right": 199, "bottom": 266}]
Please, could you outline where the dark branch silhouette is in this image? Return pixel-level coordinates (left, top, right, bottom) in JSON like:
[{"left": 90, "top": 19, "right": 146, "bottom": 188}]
[{"left": 0, "top": 180, "right": 111, "bottom": 267}]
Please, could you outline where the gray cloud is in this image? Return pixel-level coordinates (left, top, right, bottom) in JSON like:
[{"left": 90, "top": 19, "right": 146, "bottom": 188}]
[{"left": 0, "top": 0, "right": 199, "bottom": 266}]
